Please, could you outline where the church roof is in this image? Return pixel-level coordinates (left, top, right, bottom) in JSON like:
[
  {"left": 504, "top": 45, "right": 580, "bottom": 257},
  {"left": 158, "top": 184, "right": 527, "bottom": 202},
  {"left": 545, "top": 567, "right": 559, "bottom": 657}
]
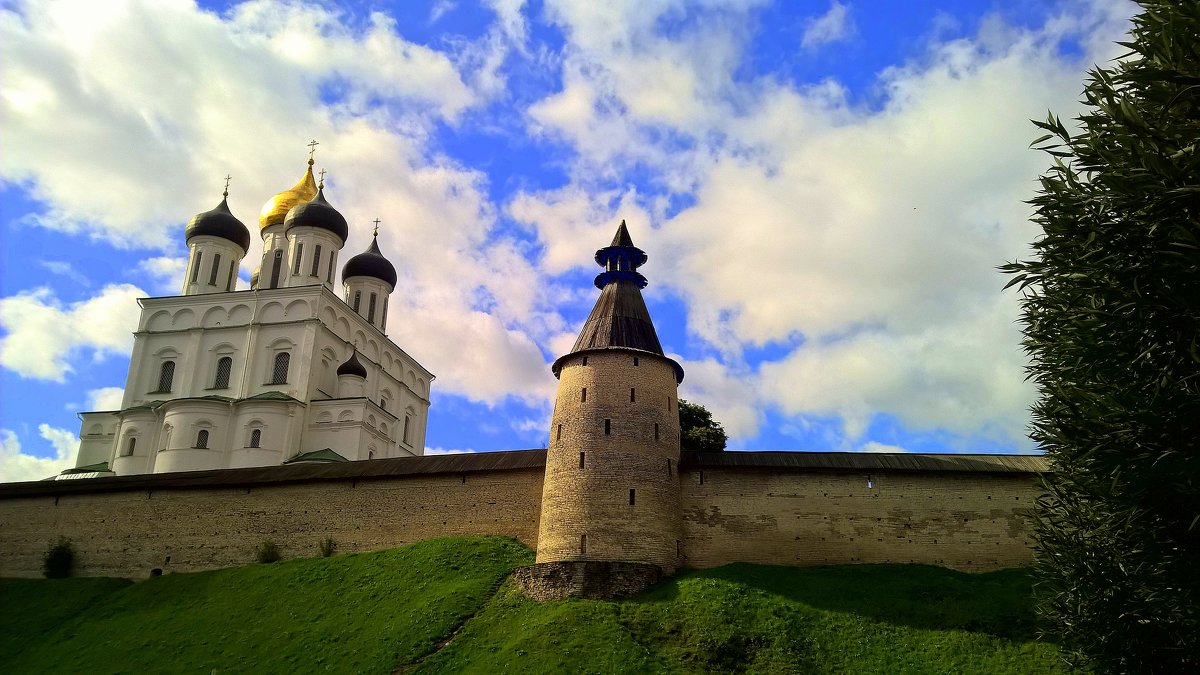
[
  {"left": 260, "top": 159, "right": 318, "bottom": 229},
  {"left": 186, "top": 195, "right": 251, "bottom": 252},
  {"left": 552, "top": 221, "right": 683, "bottom": 382},
  {"left": 283, "top": 449, "right": 349, "bottom": 464},
  {"left": 284, "top": 187, "right": 348, "bottom": 242},
  {"left": 336, "top": 351, "right": 367, "bottom": 378},
  {"left": 341, "top": 235, "right": 397, "bottom": 288}
]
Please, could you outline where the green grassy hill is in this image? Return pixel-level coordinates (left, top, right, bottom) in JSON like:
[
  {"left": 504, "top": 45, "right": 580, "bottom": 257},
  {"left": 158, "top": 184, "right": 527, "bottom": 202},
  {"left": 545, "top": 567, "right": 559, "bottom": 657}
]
[{"left": 0, "top": 537, "right": 1067, "bottom": 673}]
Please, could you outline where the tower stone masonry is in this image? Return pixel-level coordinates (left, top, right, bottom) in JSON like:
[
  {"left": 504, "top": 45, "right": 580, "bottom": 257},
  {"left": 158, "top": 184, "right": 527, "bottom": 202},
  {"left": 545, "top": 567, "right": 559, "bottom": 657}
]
[{"left": 518, "top": 221, "right": 686, "bottom": 599}]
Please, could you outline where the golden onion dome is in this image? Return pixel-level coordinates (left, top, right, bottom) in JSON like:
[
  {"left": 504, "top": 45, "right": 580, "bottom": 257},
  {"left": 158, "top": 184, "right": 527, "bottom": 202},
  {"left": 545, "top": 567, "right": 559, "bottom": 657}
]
[{"left": 259, "top": 158, "right": 318, "bottom": 229}]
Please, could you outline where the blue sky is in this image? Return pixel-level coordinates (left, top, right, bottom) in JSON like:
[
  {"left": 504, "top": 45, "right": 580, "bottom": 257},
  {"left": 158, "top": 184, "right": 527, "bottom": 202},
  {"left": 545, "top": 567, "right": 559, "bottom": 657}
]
[{"left": 0, "top": 0, "right": 1137, "bottom": 481}]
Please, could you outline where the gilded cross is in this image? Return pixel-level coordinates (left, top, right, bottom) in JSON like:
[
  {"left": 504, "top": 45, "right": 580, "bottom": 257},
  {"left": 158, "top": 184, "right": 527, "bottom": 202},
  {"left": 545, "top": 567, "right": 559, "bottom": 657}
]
[{"left": 307, "top": 139, "right": 319, "bottom": 160}]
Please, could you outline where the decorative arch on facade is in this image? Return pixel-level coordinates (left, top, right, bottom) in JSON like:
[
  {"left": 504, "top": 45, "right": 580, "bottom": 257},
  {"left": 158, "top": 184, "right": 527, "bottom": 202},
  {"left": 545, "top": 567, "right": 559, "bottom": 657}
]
[
  {"left": 146, "top": 310, "right": 172, "bottom": 331},
  {"left": 172, "top": 308, "right": 196, "bottom": 329},
  {"left": 337, "top": 410, "right": 355, "bottom": 422},
  {"left": 315, "top": 411, "right": 333, "bottom": 423},
  {"left": 228, "top": 304, "right": 252, "bottom": 325},
  {"left": 201, "top": 306, "right": 229, "bottom": 328},
  {"left": 284, "top": 299, "right": 310, "bottom": 318},
  {"left": 260, "top": 301, "right": 286, "bottom": 323},
  {"left": 87, "top": 423, "right": 104, "bottom": 435}
]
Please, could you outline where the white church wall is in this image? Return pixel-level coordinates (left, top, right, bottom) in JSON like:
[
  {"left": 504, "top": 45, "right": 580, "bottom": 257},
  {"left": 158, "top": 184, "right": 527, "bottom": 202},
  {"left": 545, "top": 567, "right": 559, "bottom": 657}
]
[{"left": 77, "top": 412, "right": 118, "bottom": 467}]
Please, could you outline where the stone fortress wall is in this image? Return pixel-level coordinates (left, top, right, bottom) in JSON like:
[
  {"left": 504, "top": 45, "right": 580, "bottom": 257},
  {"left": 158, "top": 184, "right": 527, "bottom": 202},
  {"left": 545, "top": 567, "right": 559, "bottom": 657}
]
[{"left": 0, "top": 450, "right": 1044, "bottom": 578}]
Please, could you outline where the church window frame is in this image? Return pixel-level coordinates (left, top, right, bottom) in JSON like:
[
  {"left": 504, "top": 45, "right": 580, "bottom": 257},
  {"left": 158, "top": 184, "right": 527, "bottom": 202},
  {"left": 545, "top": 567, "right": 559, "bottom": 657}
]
[
  {"left": 213, "top": 356, "right": 233, "bottom": 389},
  {"left": 270, "top": 249, "right": 284, "bottom": 288},
  {"left": 121, "top": 435, "right": 137, "bottom": 457},
  {"left": 154, "top": 360, "right": 176, "bottom": 393},
  {"left": 368, "top": 293, "right": 377, "bottom": 323},
  {"left": 269, "top": 351, "right": 291, "bottom": 385},
  {"left": 293, "top": 243, "right": 304, "bottom": 275},
  {"left": 248, "top": 429, "right": 261, "bottom": 449},
  {"left": 326, "top": 251, "right": 335, "bottom": 283},
  {"left": 195, "top": 429, "right": 209, "bottom": 449},
  {"left": 311, "top": 245, "right": 322, "bottom": 277},
  {"left": 226, "top": 260, "right": 237, "bottom": 291},
  {"left": 352, "top": 291, "right": 361, "bottom": 311},
  {"left": 208, "top": 253, "right": 222, "bottom": 286},
  {"left": 381, "top": 297, "right": 388, "bottom": 331}
]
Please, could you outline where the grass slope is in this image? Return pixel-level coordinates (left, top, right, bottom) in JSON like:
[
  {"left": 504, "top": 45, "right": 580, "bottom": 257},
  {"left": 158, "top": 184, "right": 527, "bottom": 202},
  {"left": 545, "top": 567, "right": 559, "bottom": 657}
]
[
  {"left": 1, "top": 537, "right": 1066, "bottom": 673},
  {"left": 0, "top": 537, "right": 532, "bottom": 674}
]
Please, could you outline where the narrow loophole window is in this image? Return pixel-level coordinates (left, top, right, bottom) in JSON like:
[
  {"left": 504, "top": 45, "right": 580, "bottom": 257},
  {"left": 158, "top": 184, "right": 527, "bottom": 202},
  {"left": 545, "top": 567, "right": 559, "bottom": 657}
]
[
  {"left": 580, "top": 533, "right": 587, "bottom": 555},
  {"left": 667, "top": 458, "right": 672, "bottom": 475},
  {"left": 629, "top": 488, "right": 636, "bottom": 505},
  {"left": 654, "top": 423, "right": 660, "bottom": 441},
  {"left": 579, "top": 452, "right": 585, "bottom": 470},
  {"left": 630, "top": 388, "right": 636, "bottom": 402},
  {"left": 556, "top": 424, "right": 562, "bottom": 442},
  {"left": 208, "top": 253, "right": 222, "bottom": 285},
  {"left": 667, "top": 396, "right": 672, "bottom": 411},
  {"left": 633, "top": 357, "right": 639, "bottom": 366},
  {"left": 699, "top": 470, "right": 705, "bottom": 485},
  {"left": 582, "top": 356, "right": 588, "bottom": 366},
  {"left": 581, "top": 388, "right": 587, "bottom": 403},
  {"left": 190, "top": 251, "right": 203, "bottom": 283},
  {"left": 604, "top": 418, "right": 611, "bottom": 435}
]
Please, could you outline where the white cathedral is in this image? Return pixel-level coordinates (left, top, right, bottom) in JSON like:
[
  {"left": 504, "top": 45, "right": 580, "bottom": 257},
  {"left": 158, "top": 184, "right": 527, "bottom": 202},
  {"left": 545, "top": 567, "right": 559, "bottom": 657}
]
[{"left": 68, "top": 151, "right": 432, "bottom": 477}]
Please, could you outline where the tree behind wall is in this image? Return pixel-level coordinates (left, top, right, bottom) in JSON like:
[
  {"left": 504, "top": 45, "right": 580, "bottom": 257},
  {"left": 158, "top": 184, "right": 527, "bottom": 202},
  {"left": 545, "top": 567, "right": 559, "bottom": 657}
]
[
  {"left": 1002, "top": 2, "right": 1198, "bottom": 670},
  {"left": 679, "top": 399, "right": 727, "bottom": 452}
]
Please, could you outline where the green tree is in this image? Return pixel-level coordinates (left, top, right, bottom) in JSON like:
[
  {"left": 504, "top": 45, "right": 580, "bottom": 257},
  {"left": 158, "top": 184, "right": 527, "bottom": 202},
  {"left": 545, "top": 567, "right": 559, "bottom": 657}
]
[
  {"left": 1002, "top": 2, "right": 1199, "bottom": 670},
  {"left": 679, "top": 399, "right": 728, "bottom": 452}
]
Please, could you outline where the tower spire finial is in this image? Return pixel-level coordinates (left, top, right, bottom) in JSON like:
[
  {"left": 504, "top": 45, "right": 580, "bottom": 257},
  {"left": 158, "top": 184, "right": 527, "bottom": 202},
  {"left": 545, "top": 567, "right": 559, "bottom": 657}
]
[
  {"left": 372, "top": 218, "right": 381, "bottom": 237},
  {"left": 307, "top": 139, "right": 319, "bottom": 165},
  {"left": 318, "top": 168, "right": 326, "bottom": 190},
  {"left": 223, "top": 174, "right": 232, "bottom": 198}
]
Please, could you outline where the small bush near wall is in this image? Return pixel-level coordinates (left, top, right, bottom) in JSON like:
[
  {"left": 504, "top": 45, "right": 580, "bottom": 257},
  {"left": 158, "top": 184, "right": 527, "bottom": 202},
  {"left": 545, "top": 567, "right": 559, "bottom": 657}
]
[
  {"left": 256, "top": 541, "right": 281, "bottom": 564},
  {"left": 319, "top": 538, "right": 337, "bottom": 557},
  {"left": 43, "top": 538, "right": 74, "bottom": 578}
]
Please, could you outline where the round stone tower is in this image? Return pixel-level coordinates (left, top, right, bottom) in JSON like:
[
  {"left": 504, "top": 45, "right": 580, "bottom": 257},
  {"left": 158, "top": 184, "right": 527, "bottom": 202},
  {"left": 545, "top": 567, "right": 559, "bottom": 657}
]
[{"left": 519, "top": 221, "right": 685, "bottom": 600}]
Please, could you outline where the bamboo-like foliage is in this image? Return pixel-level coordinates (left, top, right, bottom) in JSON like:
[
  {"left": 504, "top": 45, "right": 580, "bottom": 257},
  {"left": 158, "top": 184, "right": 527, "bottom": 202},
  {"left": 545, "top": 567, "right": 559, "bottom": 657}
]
[{"left": 1001, "top": 2, "right": 1198, "bottom": 670}]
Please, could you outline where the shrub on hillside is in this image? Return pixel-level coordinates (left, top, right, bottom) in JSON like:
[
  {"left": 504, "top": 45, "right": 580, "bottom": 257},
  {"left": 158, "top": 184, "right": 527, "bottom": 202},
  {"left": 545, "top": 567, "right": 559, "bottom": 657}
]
[
  {"left": 43, "top": 538, "right": 74, "bottom": 578},
  {"left": 255, "top": 540, "right": 281, "bottom": 564},
  {"left": 319, "top": 537, "right": 337, "bottom": 558}
]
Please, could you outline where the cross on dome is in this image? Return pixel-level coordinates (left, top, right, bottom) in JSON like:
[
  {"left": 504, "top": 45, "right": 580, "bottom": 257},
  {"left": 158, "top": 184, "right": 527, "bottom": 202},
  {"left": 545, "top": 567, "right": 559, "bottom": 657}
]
[
  {"left": 372, "top": 218, "right": 381, "bottom": 237},
  {"left": 223, "top": 174, "right": 232, "bottom": 197},
  {"left": 307, "top": 139, "right": 319, "bottom": 162}
]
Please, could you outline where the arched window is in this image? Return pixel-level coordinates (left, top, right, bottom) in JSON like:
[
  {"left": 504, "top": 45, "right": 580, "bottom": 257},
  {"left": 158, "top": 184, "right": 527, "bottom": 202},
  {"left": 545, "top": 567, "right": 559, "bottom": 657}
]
[
  {"left": 249, "top": 429, "right": 261, "bottom": 448},
  {"left": 381, "top": 297, "right": 389, "bottom": 330},
  {"left": 123, "top": 437, "right": 136, "bottom": 456},
  {"left": 403, "top": 414, "right": 412, "bottom": 444},
  {"left": 311, "top": 245, "right": 322, "bottom": 277},
  {"left": 195, "top": 429, "right": 209, "bottom": 449},
  {"left": 225, "top": 260, "right": 237, "bottom": 291},
  {"left": 326, "top": 251, "right": 335, "bottom": 283},
  {"left": 213, "top": 356, "right": 232, "bottom": 389},
  {"left": 353, "top": 291, "right": 361, "bottom": 311},
  {"left": 270, "top": 352, "right": 290, "bottom": 385},
  {"left": 293, "top": 243, "right": 304, "bottom": 275},
  {"left": 156, "top": 361, "right": 175, "bottom": 392},
  {"left": 368, "top": 293, "right": 377, "bottom": 322}
]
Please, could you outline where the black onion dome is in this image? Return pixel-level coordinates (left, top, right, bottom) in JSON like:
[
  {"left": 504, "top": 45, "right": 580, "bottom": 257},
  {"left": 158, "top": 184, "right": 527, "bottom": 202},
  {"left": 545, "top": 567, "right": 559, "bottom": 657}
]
[
  {"left": 341, "top": 236, "right": 397, "bottom": 288},
  {"left": 336, "top": 351, "right": 367, "bottom": 378},
  {"left": 185, "top": 197, "right": 250, "bottom": 252},
  {"left": 284, "top": 188, "right": 348, "bottom": 242}
]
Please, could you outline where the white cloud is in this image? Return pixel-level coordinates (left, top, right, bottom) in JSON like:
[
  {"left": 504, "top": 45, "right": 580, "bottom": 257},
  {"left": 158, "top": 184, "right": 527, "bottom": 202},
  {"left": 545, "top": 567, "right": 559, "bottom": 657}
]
[
  {"left": 86, "top": 387, "right": 125, "bottom": 411},
  {"left": 424, "top": 446, "right": 475, "bottom": 455},
  {"left": 137, "top": 257, "right": 187, "bottom": 295},
  {"left": 39, "top": 260, "right": 91, "bottom": 287},
  {"left": 861, "top": 441, "right": 907, "bottom": 453},
  {"left": 0, "top": 284, "right": 145, "bottom": 381},
  {"left": 0, "top": 425, "right": 79, "bottom": 483},
  {"left": 801, "top": 2, "right": 853, "bottom": 49}
]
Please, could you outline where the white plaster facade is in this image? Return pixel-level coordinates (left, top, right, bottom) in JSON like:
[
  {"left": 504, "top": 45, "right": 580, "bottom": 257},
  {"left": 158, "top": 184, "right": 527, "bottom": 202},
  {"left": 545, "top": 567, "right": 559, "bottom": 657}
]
[{"left": 72, "top": 161, "right": 433, "bottom": 476}]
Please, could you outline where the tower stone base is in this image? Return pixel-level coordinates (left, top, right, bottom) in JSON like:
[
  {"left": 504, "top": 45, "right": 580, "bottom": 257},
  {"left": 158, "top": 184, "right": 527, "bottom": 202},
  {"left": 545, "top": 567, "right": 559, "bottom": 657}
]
[{"left": 512, "top": 561, "right": 662, "bottom": 601}]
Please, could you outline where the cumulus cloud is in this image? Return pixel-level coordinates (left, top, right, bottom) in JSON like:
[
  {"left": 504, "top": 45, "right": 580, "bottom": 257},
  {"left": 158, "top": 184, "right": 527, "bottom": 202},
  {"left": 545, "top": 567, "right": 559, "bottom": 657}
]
[
  {"left": 517, "top": 0, "right": 1134, "bottom": 448},
  {"left": 0, "top": 424, "right": 78, "bottom": 483},
  {"left": 801, "top": 2, "right": 853, "bottom": 49},
  {"left": 86, "top": 387, "right": 125, "bottom": 411},
  {"left": 0, "top": 284, "right": 145, "bottom": 381},
  {"left": 424, "top": 446, "right": 475, "bottom": 455}
]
